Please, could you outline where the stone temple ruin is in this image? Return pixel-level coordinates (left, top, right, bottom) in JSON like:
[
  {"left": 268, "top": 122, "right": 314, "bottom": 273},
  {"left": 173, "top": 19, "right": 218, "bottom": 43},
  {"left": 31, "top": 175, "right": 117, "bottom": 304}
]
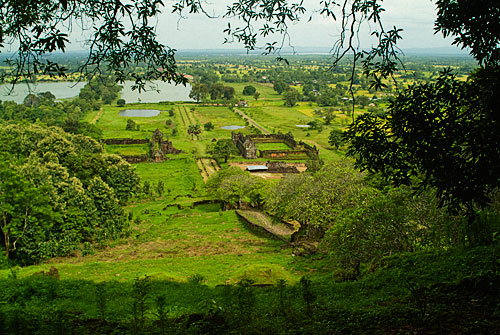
[
  {"left": 231, "top": 132, "right": 258, "bottom": 159},
  {"left": 103, "top": 129, "right": 183, "bottom": 163},
  {"left": 231, "top": 131, "right": 319, "bottom": 160},
  {"left": 151, "top": 128, "right": 183, "bottom": 162}
]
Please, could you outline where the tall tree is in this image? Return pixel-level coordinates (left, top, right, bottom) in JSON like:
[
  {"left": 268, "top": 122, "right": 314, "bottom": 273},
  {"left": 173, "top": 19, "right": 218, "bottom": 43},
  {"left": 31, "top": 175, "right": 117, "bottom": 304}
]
[
  {"left": 0, "top": 160, "right": 54, "bottom": 258},
  {"left": 346, "top": 2, "right": 500, "bottom": 214},
  {"left": 189, "top": 83, "right": 209, "bottom": 102},
  {"left": 210, "top": 139, "right": 239, "bottom": 163},
  {"left": 187, "top": 124, "right": 202, "bottom": 140},
  {"left": 283, "top": 88, "right": 299, "bottom": 107}
]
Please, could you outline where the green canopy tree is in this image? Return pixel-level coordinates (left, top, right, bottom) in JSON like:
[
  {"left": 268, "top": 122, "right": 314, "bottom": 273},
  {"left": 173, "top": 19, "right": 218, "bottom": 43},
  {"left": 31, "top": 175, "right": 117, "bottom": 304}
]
[
  {"left": 346, "top": 2, "right": 500, "bottom": 214},
  {"left": 189, "top": 83, "right": 209, "bottom": 102},
  {"left": 242, "top": 85, "right": 257, "bottom": 96},
  {"left": 328, "top": 129, "right": 345, "bottom": 149},
  {"left": 187, "top": 124, "right": 202, "bottom": 140},
  {"left": 0, "top": 160, "right": 54, "bottom": 258},
  {"left": 207, "top": 167, "right": 266, "bottom": 208},
  {"left": 209, "top": 139, "right": 239, "bottom": 163},
  {"left": 266, "top": 160, "right": 375, "bottom": 232},
  {"left": 0, "top": 123, "right": 137, "bottom": 261},
  {"left": 283, "top": 88, "right": 299, "bottom": 107}
]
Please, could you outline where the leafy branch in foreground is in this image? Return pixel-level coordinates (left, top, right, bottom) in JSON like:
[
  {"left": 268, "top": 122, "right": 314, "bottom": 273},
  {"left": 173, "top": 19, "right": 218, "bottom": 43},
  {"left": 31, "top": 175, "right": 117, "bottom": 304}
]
[
  {"left": 0, "top": 0, "right": 187, "bottom": 89},
  {"left": 346, "top": 1, "right": 500, "bottom": 214}
]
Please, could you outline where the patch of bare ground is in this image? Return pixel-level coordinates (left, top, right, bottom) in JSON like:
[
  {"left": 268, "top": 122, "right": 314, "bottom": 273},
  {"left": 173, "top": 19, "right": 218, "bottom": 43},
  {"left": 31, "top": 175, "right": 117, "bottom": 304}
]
[{"left": 90, "top": 109, "right": 103, "bottom": 124}]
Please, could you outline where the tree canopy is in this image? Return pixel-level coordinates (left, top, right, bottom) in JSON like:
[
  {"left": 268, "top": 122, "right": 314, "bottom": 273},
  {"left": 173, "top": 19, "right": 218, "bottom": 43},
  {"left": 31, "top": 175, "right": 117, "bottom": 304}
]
[
  {"left": 346, "top": 2, "right": 500, "bottom": 213},
  {"left": 0, "top": 122, "right": 140, "bottom": 262}
]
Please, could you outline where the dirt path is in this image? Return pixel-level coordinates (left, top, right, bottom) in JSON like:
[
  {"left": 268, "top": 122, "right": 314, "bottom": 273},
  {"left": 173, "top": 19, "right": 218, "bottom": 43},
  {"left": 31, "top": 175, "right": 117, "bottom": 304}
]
[
  {"left": 196, "top": 158, "right": 220, "bottom": 182},
  {"left": 90, "top": 109, "right": 103, "bottom": 124},
  {"left": 234, "top": 109, "right": 270, "bottom": 134}
]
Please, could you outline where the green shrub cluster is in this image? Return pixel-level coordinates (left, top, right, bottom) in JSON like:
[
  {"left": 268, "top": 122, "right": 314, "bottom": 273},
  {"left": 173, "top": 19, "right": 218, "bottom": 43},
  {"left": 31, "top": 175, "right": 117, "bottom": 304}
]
[{"left": 0, "top": 123, "right": 140, "bottom": 263}]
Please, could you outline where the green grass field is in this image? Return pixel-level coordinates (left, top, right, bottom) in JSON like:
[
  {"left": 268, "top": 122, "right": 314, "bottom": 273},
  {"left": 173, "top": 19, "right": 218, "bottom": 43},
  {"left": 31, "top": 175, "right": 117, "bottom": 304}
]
[
  {"left": 4, "top": 80, "right": 351, "bottom": 286},
  {"left": 0, "top": 202, "right": 299, "bottom": 285},
  {"left": 256, "top": 142, "right": 292, "bottom": 151}
]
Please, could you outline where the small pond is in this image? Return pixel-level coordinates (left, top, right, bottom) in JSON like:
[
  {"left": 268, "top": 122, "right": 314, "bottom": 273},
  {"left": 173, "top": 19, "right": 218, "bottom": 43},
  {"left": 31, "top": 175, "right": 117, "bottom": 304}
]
[
  {"left": 296, "top": 124, "right": 311, "bottom": 128},
  {"left": 221, "top": 125, "right": 246, "bottom": 130},
  {"left": 119, "top": 109, "right": 161, "bottom": 117}
]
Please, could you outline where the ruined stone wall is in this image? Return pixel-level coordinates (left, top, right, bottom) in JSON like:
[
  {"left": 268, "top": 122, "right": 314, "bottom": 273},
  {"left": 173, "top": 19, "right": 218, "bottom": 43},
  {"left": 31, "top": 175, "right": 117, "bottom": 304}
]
[
  {"left": 103, "top": 138, "right": 149, "bottom": 145},
  {"left": 299, "top": 141, "right": 319, "bottom": 158},
  {"left": 259, "top": 150, "right": 309, "bottom": 160},
  {"left": 120, "top": 155, "right": 149, "bottom": 163},
  {"left": 232, "top": 131, "right": 257, "bottom": 159},
  {"left": 265, "top": 161, "right": 299, "bottom": 173},
  {"left": 248, "top": 133, "right": 297, "bottom": 147},
  {"left": 233, "top": 132, "right": 318, "bottom": 160},
  {"left": 151, "top": 129, "right": 183, "bottom": 161}
]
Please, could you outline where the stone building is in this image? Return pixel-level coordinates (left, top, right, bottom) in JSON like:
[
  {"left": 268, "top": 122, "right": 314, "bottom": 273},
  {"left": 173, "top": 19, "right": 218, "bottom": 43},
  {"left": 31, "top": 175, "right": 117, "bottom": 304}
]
[
  {"left": 231, "top": 131, "right": 258, "bottom": 159},
  {"left": 151, "top": 129, "right": 183, "bottom": 161}
]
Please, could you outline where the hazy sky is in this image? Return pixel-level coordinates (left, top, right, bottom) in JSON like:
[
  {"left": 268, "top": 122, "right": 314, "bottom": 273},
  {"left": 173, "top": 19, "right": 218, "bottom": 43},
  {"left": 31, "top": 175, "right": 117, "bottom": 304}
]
[
  {"left": 65, "top": 0, "right": 458, "bottom": 52},
  {"left": 151, "top": 0, "right": 455, "bottom": 51}
]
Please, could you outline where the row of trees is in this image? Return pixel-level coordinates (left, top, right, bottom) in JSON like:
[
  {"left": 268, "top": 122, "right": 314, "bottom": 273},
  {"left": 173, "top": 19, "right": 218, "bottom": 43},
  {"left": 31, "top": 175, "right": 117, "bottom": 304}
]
[{"left": 189, "top": 83, "right": 235, "bottom": 102}]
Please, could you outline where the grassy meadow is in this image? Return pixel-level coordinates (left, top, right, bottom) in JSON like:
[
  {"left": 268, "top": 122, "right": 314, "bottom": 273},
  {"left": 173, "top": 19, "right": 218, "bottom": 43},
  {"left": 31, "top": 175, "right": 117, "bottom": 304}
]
[
  {"left": 0, "top": 77, "right": 378, "bottom": 285},
  {"left": 1, "top": 97, "right": 308, "bottom": 286}
]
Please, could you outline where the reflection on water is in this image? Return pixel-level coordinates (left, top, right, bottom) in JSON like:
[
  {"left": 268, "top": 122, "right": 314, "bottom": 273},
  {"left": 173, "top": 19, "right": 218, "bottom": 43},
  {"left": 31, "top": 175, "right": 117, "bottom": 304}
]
[
  {"left": 119, "top": 109, "right": 160, "bottom": 117},
  {"left": 221, "top": 125, "right": 246, "bottom": 130}
]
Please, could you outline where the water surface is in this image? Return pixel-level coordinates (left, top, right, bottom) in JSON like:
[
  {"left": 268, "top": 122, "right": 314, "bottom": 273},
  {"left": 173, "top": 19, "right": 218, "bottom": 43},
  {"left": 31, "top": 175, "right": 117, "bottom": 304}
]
[
  {"left": 0, "top": 82, "right": 86, "bottom": 104},
  {"left": 221, "top": 125, "right": 246, "bottom": 130},
  {"left": 119, "top": 109, "right": 161, "bottom": 117},
  {"left": 0, "top": 80, "right": 193, "bottom": 104}
]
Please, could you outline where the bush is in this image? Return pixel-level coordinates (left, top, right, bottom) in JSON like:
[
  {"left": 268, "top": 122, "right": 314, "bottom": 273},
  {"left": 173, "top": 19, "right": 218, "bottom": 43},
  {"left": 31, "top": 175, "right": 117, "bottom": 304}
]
[
  {"left": 117, "top": 98, "right": 126, "bottom": 106},
  {"left": 126, "top": 119, "right": 136, "bottom": 130},
  {"left": 242, "top": 85, "right": 256, "bottom": 95},
  {"left": 322, "top": 187, "right": 459, "bottom": 271},
  {"left": 204, "top": 122, "right": 214, "bottom": 131}
]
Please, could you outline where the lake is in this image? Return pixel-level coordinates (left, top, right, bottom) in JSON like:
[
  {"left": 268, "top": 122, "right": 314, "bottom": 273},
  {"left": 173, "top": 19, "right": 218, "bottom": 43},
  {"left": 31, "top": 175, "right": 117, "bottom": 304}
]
[
  {"left": 119, "top": 109, "right": 160, "bottom": 117},
  {"left": 0, "top": 80, "right": 193, "bottom": 104},
  {"left": 0, "top": 82, "right": 87, "bottom": 104}
]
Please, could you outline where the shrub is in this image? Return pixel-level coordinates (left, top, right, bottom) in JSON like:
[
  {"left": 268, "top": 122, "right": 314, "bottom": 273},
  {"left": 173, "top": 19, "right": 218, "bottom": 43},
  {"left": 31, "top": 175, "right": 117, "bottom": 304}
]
[{"left": 242, "top": 85, "right": 256, "bottom": 95}]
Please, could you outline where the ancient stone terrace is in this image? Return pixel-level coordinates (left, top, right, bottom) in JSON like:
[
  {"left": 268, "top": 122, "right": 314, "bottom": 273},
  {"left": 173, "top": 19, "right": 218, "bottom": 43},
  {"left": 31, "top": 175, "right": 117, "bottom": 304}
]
[
  {"left": 103, "top": 129, "right": 183, "bottom": 163},
  {"left": 151, "top": 128, "right": 184, "bottom": 162},
  {"left": 231, "top": 132, "right": 319, "bottom": 160}
]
